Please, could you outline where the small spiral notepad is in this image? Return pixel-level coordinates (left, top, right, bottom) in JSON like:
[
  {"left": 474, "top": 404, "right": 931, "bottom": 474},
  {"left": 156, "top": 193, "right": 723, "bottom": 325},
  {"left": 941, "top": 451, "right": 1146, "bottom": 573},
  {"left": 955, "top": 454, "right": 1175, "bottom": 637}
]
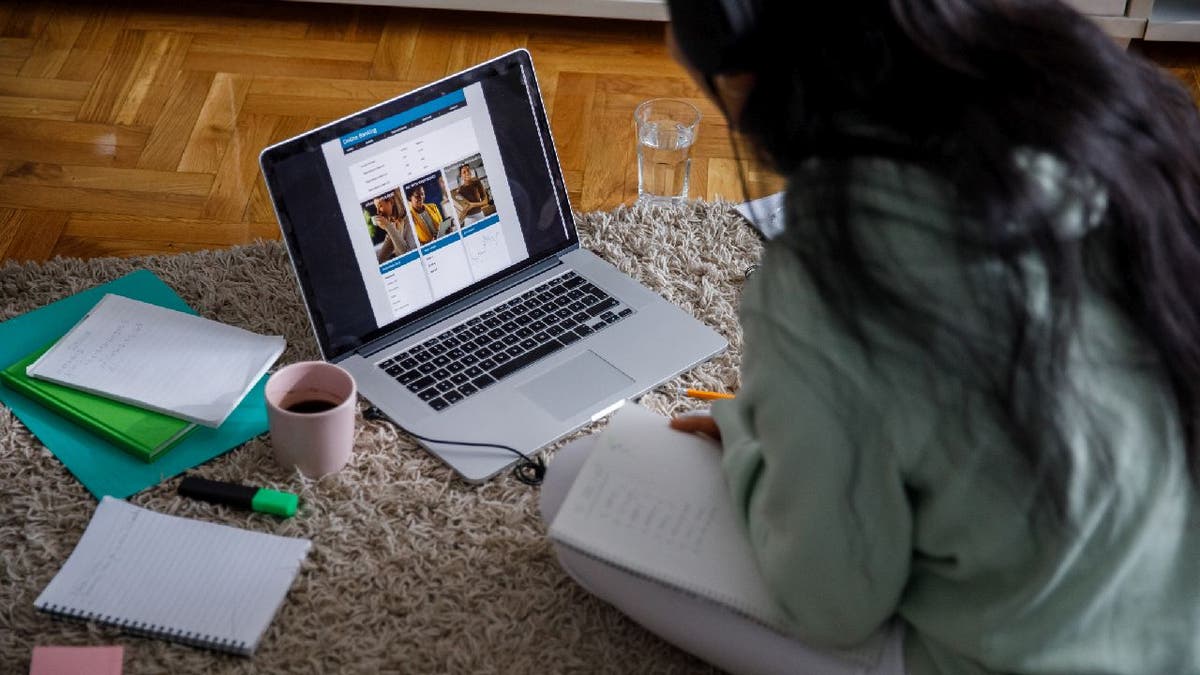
[{"left": 34, "top": 497, "right": 311, "bottom": 656}]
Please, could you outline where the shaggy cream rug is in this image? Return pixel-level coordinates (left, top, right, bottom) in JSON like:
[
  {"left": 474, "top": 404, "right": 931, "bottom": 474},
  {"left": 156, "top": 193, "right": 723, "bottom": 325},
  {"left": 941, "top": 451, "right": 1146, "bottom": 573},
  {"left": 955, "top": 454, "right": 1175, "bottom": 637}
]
[{"left": 0, "top": 201, "right": 763, "bottom": 674}]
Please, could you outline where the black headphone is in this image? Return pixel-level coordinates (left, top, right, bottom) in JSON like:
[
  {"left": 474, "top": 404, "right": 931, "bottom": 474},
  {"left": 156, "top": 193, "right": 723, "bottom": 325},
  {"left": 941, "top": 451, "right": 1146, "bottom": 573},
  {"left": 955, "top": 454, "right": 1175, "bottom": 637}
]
[
  {"left": 716, "top": 0, "right": 756, "bottom": 43},
  {"left": 666, "top": 0, "right": 761, "bottom": 78}
]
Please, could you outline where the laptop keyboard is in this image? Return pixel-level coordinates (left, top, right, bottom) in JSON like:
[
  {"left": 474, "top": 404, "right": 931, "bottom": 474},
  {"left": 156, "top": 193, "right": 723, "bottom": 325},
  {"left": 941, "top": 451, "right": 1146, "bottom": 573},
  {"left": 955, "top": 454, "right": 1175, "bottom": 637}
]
[{"left": 376, "top": 271, "right": 634, "bottom": 412}]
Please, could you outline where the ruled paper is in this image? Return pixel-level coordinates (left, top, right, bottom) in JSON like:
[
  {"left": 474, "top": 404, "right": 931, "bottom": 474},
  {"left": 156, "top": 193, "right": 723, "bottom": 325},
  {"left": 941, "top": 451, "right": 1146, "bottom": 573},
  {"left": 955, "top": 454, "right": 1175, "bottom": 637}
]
[
  {"left": 549, "top": 404, "right": 786, "bottom": 630},
  {"left": 34, "top": 498, "right": 310, "bottom": 655},
  {"left": 26, "top": 294, "right": 285, "bottom": 427}
]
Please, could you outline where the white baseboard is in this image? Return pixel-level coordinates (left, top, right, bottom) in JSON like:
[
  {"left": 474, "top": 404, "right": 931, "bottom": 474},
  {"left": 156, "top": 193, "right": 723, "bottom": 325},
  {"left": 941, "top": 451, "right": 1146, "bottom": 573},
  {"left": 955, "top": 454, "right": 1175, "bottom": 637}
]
[
  {"left": 1145, "top": 0, "right": 1200, "bottom": 41},
  {"left": 285, "top": 0, "right": 669, "bottom": 21},
  {"left": 1066, "top": 0, "right": 1130, "bottom": 16},
  {"left": 285, "top": 0, "right": 1200, "bottom": 41}
]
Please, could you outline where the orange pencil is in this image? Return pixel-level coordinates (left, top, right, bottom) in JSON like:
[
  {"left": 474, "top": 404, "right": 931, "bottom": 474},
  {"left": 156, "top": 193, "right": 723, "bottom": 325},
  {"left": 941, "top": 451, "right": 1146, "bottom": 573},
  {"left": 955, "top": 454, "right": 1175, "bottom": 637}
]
[{"left": 678, "top": 387, "right": 735, "bottom": 401}]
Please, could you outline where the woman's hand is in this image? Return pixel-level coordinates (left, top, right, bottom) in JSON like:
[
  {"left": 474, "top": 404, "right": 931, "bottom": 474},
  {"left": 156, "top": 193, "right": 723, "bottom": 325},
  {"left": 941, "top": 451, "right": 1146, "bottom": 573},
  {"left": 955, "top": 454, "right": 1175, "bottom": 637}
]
[{"left": 669, "top": 413, "right": 721, "bottom": 441}]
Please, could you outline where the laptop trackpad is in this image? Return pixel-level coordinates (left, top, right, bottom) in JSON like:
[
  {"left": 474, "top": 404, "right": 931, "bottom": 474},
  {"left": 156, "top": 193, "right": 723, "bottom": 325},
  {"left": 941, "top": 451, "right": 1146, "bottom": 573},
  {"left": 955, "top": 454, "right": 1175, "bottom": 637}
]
[{"left": 517, "top": 351, "right": 633, "bottom": 421}]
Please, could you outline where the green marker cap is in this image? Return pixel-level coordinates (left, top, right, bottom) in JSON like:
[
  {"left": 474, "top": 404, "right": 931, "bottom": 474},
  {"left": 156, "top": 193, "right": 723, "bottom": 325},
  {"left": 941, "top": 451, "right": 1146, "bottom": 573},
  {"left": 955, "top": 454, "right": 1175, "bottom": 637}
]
[{"left": 251, "top": 489, "right": 299, "bottom": 518}]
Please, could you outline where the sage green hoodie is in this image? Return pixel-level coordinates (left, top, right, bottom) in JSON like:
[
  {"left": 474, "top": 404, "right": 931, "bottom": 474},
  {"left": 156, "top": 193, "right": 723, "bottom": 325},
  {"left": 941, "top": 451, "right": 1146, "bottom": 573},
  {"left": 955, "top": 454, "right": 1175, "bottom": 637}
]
[{"left": 711, "top": 159, "right": 1200, "bottom": 674}]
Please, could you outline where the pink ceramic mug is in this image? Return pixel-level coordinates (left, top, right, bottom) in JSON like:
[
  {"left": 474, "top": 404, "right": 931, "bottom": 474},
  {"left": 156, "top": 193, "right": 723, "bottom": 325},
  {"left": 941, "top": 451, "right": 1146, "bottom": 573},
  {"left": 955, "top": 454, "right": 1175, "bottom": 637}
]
[{"left": 265, "top": 361, "right": 357, "bottom": 478}]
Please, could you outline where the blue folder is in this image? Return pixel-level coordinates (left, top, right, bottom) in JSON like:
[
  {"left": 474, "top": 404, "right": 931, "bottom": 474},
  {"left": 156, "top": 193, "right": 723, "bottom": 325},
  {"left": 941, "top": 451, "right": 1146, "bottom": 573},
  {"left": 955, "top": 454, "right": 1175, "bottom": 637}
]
[{"left": 0, "top": 270, "right": 270, "bottom": 499}]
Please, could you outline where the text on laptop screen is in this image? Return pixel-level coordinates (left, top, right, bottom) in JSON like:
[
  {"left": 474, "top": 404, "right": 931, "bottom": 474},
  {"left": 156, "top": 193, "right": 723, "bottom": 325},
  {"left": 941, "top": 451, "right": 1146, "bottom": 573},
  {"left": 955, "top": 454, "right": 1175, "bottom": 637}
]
[
  {"left": 261, "top": 52, "right": 576, "bottom": 361},
  {"left": 326, "top": 85, "right": 526, "bottom": 328}
]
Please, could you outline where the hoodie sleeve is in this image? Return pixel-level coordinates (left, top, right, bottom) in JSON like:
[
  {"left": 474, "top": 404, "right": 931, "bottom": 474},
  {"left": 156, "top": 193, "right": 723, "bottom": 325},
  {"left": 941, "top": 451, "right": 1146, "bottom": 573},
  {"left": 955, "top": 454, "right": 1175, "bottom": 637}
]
[{"left": 711, "top": 240, "right": 913, "bottom": 648}]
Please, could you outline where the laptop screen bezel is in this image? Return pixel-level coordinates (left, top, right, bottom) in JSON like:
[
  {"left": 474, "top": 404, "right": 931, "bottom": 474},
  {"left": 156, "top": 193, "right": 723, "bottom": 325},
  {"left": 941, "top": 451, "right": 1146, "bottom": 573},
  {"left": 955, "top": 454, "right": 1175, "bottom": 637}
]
[{"left": 259, "top": 48, "right": 579, "bottom": 362}]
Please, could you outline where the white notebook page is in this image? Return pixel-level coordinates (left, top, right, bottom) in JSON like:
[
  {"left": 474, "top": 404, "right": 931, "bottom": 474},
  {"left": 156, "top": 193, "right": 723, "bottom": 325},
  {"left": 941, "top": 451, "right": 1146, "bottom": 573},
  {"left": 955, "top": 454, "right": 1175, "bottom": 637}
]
[
  {"left": 550, "top": 405, "right": 893, "bottom": 668},
  {"left": 549, "top": 403, "right": 788, "bottom": 630},
  {"left": 26, "top": 294, "right": 286, "bottom": 427},
  {"left": 735, "top": 190, "right": 786, "bottom": 240},
  {"left": 34, "top": 497, "right": 311, "bottom": 655}
]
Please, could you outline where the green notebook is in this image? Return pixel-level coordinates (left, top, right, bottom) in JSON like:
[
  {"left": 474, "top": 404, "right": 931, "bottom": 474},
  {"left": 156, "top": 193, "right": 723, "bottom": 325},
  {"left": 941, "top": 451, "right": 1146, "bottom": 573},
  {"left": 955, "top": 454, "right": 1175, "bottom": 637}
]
[{"left": 1, "top": 344, "right": 196, "bottom": 462}]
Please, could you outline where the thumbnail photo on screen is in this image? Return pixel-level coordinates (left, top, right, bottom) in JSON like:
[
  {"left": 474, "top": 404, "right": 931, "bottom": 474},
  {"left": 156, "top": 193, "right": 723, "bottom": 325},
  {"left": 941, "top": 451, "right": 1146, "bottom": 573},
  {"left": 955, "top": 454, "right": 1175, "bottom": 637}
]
[
  {"left": 444, "top": 153, "right": 496, "bottom": 226},
  {"left": 362, "top": 188, "right": 418, "bottom": 264},
  {"left": 403, "top": 173, "right": 459, "bottom": 246}
]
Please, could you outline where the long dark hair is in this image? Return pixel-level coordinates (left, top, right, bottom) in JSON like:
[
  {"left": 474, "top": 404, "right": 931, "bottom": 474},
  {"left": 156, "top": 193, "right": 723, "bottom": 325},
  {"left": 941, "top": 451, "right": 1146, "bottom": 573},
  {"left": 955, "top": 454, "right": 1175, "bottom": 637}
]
[{"left": 669, "top": 0, "right": 1200, "bottom": 520}]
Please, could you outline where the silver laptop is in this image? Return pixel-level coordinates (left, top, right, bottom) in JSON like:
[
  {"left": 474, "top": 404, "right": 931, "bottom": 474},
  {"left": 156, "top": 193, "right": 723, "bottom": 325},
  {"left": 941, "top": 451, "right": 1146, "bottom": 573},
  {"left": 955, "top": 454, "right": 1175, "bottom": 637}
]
[{"left": 259, "top": 49, "right": 726, "bottom": 482}]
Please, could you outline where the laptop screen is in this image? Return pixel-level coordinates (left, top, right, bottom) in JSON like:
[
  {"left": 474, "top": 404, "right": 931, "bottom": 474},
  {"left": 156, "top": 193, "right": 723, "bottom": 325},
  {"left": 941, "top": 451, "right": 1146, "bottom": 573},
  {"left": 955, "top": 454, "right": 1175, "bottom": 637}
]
[{"left": 260, "top": 50, "right": 577, "bottom": 361}]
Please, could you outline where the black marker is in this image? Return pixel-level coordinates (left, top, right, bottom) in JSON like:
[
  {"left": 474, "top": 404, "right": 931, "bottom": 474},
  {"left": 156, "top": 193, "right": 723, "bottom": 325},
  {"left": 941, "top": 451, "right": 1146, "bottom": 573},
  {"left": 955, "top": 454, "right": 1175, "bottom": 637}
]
[{"left": 178, "top": 476, "right": 298, "bottom": 518}]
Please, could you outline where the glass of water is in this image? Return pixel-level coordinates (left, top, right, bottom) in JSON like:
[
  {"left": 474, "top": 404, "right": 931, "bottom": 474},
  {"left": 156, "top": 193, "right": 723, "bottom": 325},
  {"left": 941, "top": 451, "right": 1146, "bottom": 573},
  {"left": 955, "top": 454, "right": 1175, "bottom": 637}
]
[{"left": 634, "top": 98, "right": 701, "bottom": 205}]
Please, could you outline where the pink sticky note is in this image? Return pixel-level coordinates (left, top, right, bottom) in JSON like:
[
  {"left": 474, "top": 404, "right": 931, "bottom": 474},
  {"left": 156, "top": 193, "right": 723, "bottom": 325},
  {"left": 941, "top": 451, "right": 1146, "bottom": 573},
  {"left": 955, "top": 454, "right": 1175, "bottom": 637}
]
[{"left": 30, "top": 646, "right": 123, "bottom": 675}]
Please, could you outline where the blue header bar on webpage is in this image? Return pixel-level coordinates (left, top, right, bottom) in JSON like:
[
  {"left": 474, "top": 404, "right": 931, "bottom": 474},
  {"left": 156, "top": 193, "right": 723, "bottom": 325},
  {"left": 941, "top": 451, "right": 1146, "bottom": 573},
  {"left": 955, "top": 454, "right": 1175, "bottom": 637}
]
[
  {"left": 421, "top": 231, "right": 466, "bottom": 255},
  {"left": 340, "top": 91, "right": 467, "bottom": 152},
  {"left": 379, "top": 248, "right": 422, "bottom": 274},
  {"left": 460, "top": 214, "right": 500, "bottom": 237}
]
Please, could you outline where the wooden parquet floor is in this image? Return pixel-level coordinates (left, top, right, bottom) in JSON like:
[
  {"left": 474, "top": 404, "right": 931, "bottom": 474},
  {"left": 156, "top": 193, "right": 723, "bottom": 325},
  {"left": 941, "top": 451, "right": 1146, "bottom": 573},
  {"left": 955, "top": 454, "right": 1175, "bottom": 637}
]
[{"left": 0, "top": 1, "right": 1196, "bottom": 264}]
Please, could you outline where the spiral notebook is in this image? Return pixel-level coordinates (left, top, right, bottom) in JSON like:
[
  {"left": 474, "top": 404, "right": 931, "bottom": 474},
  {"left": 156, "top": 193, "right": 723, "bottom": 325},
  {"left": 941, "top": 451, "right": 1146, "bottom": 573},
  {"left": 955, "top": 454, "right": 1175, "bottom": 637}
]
[
  {"left": 548, "top": 403, "right": 791, "bottom": 632},
  {"left": 34, "top": 497, "right": 311, "bottom": 656}
]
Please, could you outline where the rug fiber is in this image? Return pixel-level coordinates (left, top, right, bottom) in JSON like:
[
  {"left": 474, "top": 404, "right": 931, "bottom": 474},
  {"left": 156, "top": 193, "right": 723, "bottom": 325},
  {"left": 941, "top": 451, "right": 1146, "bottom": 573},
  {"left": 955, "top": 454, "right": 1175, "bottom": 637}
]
[{"left": 0, "top": 201, "right": 762, "bottom": 674}]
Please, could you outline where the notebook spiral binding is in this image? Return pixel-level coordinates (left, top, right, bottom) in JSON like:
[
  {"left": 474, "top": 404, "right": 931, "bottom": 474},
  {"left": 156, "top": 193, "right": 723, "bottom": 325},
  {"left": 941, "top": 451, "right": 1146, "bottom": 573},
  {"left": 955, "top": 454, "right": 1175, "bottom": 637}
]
[{"left": 35, "top": 601, "right": 252, "bottom": 655}]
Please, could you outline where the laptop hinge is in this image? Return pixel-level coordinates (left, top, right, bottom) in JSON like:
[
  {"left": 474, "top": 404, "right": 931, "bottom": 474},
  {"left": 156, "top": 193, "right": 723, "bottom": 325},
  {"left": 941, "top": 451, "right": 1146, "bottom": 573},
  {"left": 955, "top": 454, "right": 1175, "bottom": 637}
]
[{"left": 356, "top": 256, "right": 566, "bottom": 358}]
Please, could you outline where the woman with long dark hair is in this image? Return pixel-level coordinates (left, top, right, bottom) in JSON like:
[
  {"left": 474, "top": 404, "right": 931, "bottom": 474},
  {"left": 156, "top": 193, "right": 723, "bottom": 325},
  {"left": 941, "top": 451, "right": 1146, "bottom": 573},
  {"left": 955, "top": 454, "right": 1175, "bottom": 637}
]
[{"left": 541, "top": 1, "right": 1200, "bottom": 672}]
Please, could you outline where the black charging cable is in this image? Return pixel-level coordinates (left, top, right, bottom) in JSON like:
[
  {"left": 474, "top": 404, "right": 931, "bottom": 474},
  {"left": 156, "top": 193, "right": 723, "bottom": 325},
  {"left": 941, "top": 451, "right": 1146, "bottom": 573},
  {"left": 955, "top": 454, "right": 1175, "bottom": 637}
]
[{"left": 362, "top": 406, "right": 546, "bottom": 486}]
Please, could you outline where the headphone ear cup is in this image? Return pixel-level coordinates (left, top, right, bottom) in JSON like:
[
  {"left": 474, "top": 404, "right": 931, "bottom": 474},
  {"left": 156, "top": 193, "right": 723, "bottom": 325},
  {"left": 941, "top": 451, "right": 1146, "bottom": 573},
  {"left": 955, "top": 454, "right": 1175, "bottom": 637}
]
[
  {"left": 712, "top": 0, "right": 761, "bottom": 75},
  {"left": 667, "top": 0, "right": 759, "bottom": 78},
  {"left": 716, "top": 0, "right": 756, "bottom": 44}
]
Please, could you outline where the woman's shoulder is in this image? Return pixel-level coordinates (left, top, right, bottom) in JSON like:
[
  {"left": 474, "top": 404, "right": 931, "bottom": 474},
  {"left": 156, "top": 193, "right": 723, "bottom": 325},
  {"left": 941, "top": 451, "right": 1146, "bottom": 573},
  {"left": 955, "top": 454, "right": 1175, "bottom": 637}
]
[
  {"left": 775, "top": 156, "right": 962, "bottom": 276},
  {"left": 782, "top": 156, "right": 957, "bottom": 235}
]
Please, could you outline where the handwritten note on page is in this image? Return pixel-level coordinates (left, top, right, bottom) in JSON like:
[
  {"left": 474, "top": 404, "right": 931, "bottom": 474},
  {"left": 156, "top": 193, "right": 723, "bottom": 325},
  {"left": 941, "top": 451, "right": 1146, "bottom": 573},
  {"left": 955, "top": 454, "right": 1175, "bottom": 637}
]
[
  {"left": 26, "top": 294, "right": 285, "bottom": 427},
  {"left": 734, "top": 190, "right": 785, "bottom": 240},
  {"left": 549, "top": 403, "right": 787, "bottom": 631}
]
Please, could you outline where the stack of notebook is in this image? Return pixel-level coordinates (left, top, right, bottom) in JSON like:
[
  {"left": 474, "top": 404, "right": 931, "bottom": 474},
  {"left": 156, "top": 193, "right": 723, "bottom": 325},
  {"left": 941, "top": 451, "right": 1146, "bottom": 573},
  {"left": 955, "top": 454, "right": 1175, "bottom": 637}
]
[
  {"left": 1, "top": 289, "right": 285, "bottom": 465},
  {"left": 2, "top": 342, "right": 197, "bottom": 462}
]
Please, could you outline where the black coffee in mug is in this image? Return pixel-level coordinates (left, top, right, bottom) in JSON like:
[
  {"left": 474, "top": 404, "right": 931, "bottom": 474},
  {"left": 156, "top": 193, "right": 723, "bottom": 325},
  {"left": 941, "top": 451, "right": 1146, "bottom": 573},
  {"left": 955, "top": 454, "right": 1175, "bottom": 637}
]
[{"left": 284, "top": 399, "right": 338, "bottom": 414}]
